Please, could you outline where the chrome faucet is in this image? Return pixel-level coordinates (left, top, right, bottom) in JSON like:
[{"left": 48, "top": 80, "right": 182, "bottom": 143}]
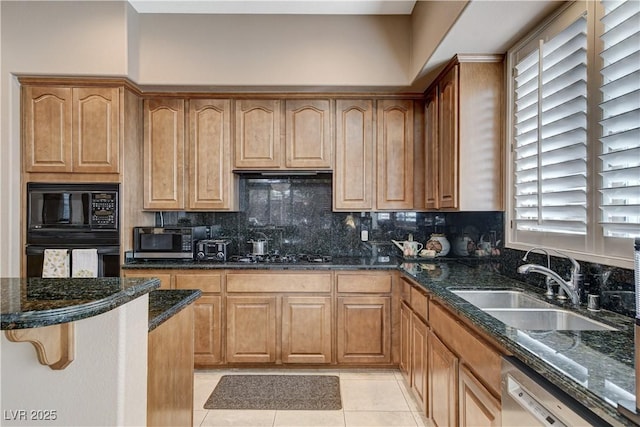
[
  {"left": 518, "top": 249, "right": 582, "bottom": 306},
  {"left": 522, "top": 247, "right": 554, "bottom": 298}
]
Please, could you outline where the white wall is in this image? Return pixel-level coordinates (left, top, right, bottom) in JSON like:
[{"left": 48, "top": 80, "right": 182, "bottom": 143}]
[
  {"left": 0, "top": 295, "right": 149, "bottom": 426},
  {"left": 137, "top": 13, "right": 411, "bottom": 87}
]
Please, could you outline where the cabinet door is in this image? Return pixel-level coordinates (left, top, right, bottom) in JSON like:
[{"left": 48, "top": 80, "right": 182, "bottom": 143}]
[
  {"left": 234, "top": 99, "right": 281, "bottom": 169},
  {"left": 429, "top": 331, "right": 458, "bottom": 427},
  {"left": 424, "top": 88, "right": 439, "bottom": 209},
  {"left": 23, "top": 86, "right": 73, "bottom": 173},
  {"left": 411, "top": 312, "right": 429, "bottom": 415},
  {"left": 459, "top": 364, "right": 501, "bottom": 427},
  {"left": 285, "top": 99, "right": 332, "bottom": 168},
  {"left": 226, "top": 296, "right": 277, "bottom": 363},
  {"left": 334, "top": 99, "right": 374, "bottom": 210},
  {"left": 72, "top": 87, "right": 120, "bottom": 173},
  {"left": 399, "top": 302, "right": 412, "bottom": 383},
  {"left": 175, "top": 273, "right": 223, "bottom": 366},
  {"left": 438, "top": 65, "right": 459, "bottom": 209},
  {"left": 143, "top": 98, "right": 185, "bottom": 210},
  {"left": 376, "top": 99, "right": 414, "bottom": 210},
  {"left": 282, "top": 296, "right": 332, "bottom": 364},
  {"left": 337, "top": 296, "right": 391, "bottom": 364},
  {"left": 192, "top": 295, "right": 222, "bottom": 366},
  {"left": 188, "top": 99, "right": 235, "bottom": 210}
]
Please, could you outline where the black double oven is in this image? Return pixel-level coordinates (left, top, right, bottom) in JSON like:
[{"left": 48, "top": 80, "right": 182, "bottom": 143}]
[{"left": 26, "top": 183, "right": 120, "bottom": 278}]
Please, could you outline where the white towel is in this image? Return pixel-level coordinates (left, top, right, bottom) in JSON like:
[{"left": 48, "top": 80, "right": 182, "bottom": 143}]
[
  {"left": 42, "top": 249, "right": 70, "bottom": 278},
  {"left": 72, "top": 249, "right": 98, "bottom": 278}
]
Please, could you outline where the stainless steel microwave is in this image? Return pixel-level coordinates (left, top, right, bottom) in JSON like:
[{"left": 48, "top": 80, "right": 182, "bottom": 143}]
[{"left": 132, "top": 226, "right": 207, "bottom": 260}]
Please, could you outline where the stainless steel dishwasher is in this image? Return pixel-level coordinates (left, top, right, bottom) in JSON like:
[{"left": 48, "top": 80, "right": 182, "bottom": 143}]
[{"left": 502, "top": 356, "right": 611, "bottom": 426}]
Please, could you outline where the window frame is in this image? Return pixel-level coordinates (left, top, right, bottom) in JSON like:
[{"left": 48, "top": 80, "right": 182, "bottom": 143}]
[{"left": 505, "top": 0, "right": 635, "bottom": 269}]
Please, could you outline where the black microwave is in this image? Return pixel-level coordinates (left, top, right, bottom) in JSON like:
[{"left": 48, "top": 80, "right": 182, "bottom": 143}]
[
  {"left": 133, "top": 227, "right": 207, "bottom": 260},
  {"left": 27, "top": 183, "right": 119, "bottom": 245}
]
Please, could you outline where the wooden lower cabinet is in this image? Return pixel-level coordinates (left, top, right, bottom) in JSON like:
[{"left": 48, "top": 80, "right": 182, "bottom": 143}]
[
  {"left": 459, "top": 364, "right": 501, "bottom": 427},
  {"left": 411, "top": 312, "right": 428, "bottom": 413},
  {"left": 429, "top": 331, "right": 459, "bottom": 427},
  {"left": 174, "top": 272, "right": 223, "bottom": 366},
  {"left": 226, "top": 295, "right": 277, "bottom": 363},
  {"left": 192, "top": 295, "right": 222, "bottom": 366},
  {"left": 282, "top": 296, "right": 332, "bottom": 364},
  {"left": 336, "top": 296, "right": 391, "bottom": 364},
  {"left": 147, "top": 303, "right": 194, "bottom": 427},
  {"left": 399, "top": 302, "right": 412, "bottom": 381}
]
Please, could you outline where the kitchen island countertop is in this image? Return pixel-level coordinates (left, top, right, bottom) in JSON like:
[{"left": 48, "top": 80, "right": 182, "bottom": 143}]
[
  {"left": 0, "top": 277, "right": 160, "bottom": 330},
  {"left": 148, "top": 288, "right": 201, "bottom": 331}
]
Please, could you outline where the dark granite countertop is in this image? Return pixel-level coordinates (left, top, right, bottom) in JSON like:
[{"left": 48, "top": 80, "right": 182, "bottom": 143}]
[
  {"left": 399, "top": 260, "right": 635, "bottom": 427},
  {"left": 124, "top": 256, "right": 636, "bottom": 425},
  {"left": 121, "top": 256, "right": 400, "bottom": 270},
  {"left": 148, "top": 289, "right": 202, "bottom": 332},
  {"left": 0, "top": 277, "right": 160, "bottom": 330}
]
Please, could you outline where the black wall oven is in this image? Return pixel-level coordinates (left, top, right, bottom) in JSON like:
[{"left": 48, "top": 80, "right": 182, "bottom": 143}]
[{"left": 26, "top": 183, "right": 120, "bottom": 277}]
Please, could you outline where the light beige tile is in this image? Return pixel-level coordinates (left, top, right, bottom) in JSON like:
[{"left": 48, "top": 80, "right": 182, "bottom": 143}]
[
  {"left": 274, "top": 410, "right": 345, "bottom": 427},
  {"left": 344, "top": 411, "right": 417, "bottom": 427},
  {"left": 339, "top": 370, "right": 399, "bottom": 380},
  {"left": 341, "top": 379, "right": 410, "bottom": 411},
  {"left": 412, "top": 411, "right": 430, "bottom": 427},
  {"left": 200, "top": 410, "right": 276, "bottom": 426},
  {"left": 397, "top": 380, "right": 423, "bottom": 413},
  {"left": 194, "top": 373, "right": 222, "bottom": 410},
  {"left": 193, "top": 410, "right": 208, "bottom": 427}
]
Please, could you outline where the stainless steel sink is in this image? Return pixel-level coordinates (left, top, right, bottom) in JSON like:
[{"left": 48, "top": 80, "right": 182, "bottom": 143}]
[
  {"left": 451, "top": 289, "right": 554, "bottom": 309},
  {"left": 483, "top": 308, "right": 617, "bottom": 331},
  {"left": 450, "top": 289, "right": 617, "bottom": 331}
]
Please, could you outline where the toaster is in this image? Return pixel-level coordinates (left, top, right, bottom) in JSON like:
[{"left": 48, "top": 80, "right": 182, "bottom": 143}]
[{"left": 195, "top": 239, "right": 230, "bottom": 261}]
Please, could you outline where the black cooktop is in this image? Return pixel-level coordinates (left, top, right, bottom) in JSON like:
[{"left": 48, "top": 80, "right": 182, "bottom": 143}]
[{"left": 227, "top": 253, "right": 332, "bottom": 264}]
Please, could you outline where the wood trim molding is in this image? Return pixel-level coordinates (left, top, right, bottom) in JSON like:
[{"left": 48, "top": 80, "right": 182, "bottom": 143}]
[{"left": 4, "top": 323, "right": 75, "bottom": 370}]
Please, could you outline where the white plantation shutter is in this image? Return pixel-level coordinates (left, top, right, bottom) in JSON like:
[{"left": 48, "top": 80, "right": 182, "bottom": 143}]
[
  {"left": 513, "top": 13, "right": 588, "bottom": 235},
  {"left": 599, "top": 0, "right": 640, "bottom": 239}
]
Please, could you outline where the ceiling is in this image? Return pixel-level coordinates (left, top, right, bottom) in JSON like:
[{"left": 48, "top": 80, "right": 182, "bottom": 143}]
[{"left": 128, "top": 0, "right": 417, "bottom": 15}]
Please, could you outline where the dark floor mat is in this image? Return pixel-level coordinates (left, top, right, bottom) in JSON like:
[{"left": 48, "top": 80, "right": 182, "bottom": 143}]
[{"left": 203, "top": 375, "right": 342, "bottom": 410}]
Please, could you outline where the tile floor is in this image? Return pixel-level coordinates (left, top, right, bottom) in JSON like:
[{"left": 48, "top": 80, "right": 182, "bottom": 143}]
[{"left": 193, "top": 369, "right": 429, "bottom": 427}]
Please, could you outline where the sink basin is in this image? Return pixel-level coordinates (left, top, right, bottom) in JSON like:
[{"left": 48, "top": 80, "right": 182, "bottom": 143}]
[
  {"left": 451, "top": 289, "right": 554, "bottom": 309},
  {"left": 483, "top": 308, "right": 617, "bottom": 331}
]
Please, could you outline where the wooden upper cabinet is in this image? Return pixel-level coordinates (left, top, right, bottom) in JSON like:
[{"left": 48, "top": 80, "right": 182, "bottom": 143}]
[
  {"left": 285, "top": 99, "right": 332, "bottom": 169},
  {"left": 72, "top": 87, "right": 120, "bottom": 173},
  {"left": 23, "top": 86, "right": 120, "bottom": 174},
  {"left": 424, "top": 89, "right": 439, "bottom": 210},
  {"left": 376, "top": 99, "right": 414, "bottom": 210},
  {"left": 438, "top": 65, "right": 459, "bottom": 210},
  {"left": 188, "top": 99, "right": 236, "bottom": 210},
  {"left": 334, "top": 99, "right": 374, "bottom": 211},
  {"left": 24, "top": 86, "right": 72, "bottom": 173},
  {"left": 234, "top": 99, "right": 281, "bottom": 169},
  {"left": 143, "top": 98, "right": 185, "bottom": 210},
  {"left": 424, "top": 55, "right": 504, "bottom": 211}
]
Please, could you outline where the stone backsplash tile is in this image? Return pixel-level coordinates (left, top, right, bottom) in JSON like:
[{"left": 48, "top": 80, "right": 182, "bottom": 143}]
[
  {"left": 153, "top": 176, "right": 634, "bottom": 318},
  {"left": 500, "top": 247, "right": 635, "bottom": 317}
]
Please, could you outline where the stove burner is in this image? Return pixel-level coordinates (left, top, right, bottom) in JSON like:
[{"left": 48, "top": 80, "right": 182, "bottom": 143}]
[
  {"left": 227, "top": 253, "right": 332, "bottom": 264},
  {"left": 298, "top": 254, "right": 333, "bottom": 263}
]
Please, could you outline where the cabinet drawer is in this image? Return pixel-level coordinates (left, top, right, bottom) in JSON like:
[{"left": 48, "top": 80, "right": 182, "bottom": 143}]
[
  {"left": 175, "top": 273, "right": 222, "bottom": 293},
  {"left": 336, "top": 273, "right": 392, "bottom": 293},
  {"left": 410, "top": 286, "right": 428, "bottom": 321},
  {"left": 227, "top": 272, "right": 331, "bottom": 293},
  {"left": 429, "top": 300, "right": 503, "bottom": 397}
]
